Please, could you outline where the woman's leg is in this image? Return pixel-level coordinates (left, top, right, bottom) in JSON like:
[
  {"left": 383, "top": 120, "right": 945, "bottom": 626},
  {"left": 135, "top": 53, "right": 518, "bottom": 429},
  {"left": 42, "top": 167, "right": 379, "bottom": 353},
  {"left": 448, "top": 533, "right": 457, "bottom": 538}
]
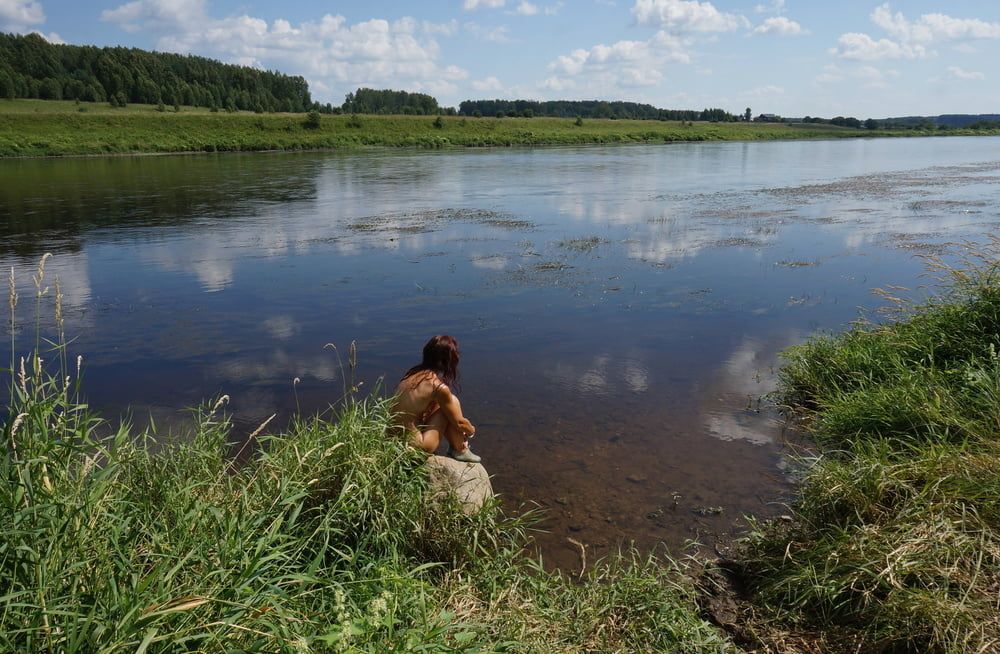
[
  {"left": 412, "top": 410, "right": 446, "bottom": 453},
  {"left": 415, "top": 403, "right": 470, "bottom": 454}
]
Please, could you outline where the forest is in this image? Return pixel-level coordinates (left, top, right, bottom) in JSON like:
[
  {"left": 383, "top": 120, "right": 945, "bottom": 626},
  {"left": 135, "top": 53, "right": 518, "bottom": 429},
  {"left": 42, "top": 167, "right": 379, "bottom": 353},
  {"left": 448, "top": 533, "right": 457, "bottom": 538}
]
[
  {"left": 0, "top": 32, "right": 312, "bottom": 112},
  {"left": 457, "top": 98, "right": 737, "bottom": 121}
]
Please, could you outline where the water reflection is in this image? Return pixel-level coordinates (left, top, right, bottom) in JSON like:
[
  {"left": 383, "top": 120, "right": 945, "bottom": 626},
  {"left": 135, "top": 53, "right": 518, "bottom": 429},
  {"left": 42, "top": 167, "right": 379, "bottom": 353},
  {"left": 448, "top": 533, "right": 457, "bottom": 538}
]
[{"left": 3, "top": 138, "right": 1000, "bottom": 567}]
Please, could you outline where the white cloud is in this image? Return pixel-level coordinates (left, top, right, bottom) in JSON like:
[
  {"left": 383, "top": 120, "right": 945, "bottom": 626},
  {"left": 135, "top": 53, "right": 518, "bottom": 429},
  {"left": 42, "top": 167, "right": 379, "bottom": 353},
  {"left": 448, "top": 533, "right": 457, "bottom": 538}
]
[
  {"left": 463, "top": 0, "right": 505, "bottom": 10},
  {"left": 754, "top": 0, "right": 784, "bottom": 14},
  {"left": 471, "top": 75, "right": 504, "bottom": 91},
  {"left": 463, "top": 21, "right": 510, "bottom": 43},
  {"left": 871, "top": 3, "right": 1000, "bottom": 44},
  {"left": 632, "top": 0, "right": 747, "bottom": 33},
  {"left": 101, "top": 2, "right": 468, "bottom": 103},
  {"left": 832, "top": 4, "right": 1000, "bottom": 62},
  {"left": 752, "top": 16, "right": 807, "bottom": 36},
  {"left": 514, "top": 1, "right": 538, "bottom": 15},
  {"left": 946, "top": 66, "right": 984, "bottom": 81},
  {"left": 832, "top": 32, "right": 927, "bottom": 61},
  {"left": 544, "top": 30, "right": 689, "bottom": 96},
  {"left": 0, "top": 0, "right": 45, "bottom": 30}
]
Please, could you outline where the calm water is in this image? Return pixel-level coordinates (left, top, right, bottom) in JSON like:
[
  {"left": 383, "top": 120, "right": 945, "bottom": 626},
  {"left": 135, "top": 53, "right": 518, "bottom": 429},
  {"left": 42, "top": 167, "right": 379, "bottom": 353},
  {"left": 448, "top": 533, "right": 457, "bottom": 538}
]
[{"left": 3, "top": 137, "right": 999, "bottom": 568}]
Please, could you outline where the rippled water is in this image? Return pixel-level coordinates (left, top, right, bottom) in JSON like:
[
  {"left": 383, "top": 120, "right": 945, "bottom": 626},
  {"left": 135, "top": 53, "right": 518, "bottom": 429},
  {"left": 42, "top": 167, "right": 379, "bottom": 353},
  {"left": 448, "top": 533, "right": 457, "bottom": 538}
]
[{"left": 3, "top": 137, "right": 999, "bottom": 568}]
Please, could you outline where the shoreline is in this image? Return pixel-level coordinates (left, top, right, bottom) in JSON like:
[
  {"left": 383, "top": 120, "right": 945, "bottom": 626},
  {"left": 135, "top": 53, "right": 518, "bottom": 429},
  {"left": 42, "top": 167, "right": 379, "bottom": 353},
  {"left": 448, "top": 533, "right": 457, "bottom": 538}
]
[
  {"left": 5, "top": 100, "right": 1000, "bottom": 159},
  {"left": 4, "top": 130, "right": 1000, "bottom": 161}
]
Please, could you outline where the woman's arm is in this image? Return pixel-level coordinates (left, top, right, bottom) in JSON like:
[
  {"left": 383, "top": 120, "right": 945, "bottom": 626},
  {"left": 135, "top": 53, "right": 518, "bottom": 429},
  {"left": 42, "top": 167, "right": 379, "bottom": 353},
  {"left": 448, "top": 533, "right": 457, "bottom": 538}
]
[{"left": 432, "top": 383, "right": 475, "bottom": 436}]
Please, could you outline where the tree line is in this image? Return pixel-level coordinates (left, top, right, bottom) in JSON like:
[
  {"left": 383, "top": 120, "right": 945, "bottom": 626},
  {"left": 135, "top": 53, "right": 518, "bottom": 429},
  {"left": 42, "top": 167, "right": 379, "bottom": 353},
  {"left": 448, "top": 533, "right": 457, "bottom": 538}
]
[
  {"left": 457, "top": 99, "right": 737, "bottom": 121},
  {"left": 0, "top": 32, "right": 312, "bottom": 112}
]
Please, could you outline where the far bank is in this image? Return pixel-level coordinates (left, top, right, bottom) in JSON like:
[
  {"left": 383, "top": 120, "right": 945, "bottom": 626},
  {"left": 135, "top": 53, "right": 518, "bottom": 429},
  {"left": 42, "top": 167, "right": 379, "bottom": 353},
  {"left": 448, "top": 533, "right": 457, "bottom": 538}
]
[{"left": 5, "top": 99, "right": 1000, "bottom": 158}]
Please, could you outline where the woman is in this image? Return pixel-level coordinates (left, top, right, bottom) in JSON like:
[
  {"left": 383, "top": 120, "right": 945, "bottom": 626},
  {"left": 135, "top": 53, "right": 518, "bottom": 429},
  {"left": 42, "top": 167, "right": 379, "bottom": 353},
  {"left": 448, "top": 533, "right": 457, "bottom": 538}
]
[{"left": 393, "top": 335, "right": 481, "bottom": 463}]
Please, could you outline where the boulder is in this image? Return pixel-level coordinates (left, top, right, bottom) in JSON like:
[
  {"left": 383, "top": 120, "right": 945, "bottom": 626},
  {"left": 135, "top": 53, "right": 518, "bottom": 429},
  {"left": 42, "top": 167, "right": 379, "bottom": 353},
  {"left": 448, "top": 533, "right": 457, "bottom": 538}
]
[{"left": 425, "top": 455, "right": 494, "bottom": 514}]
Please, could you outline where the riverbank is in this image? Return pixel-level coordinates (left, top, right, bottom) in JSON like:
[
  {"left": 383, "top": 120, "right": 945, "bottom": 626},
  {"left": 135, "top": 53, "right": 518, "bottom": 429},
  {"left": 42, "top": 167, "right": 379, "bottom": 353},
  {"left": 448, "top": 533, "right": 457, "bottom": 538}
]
[
  {"left": 729, "top": 242, "right": 1000, "bottom": 652},
  {"left": 4, "top": 99, "right": 999, "bottom": 157},
  {"left": 1, "top": 362, "right": 729, "bottom": 652}
]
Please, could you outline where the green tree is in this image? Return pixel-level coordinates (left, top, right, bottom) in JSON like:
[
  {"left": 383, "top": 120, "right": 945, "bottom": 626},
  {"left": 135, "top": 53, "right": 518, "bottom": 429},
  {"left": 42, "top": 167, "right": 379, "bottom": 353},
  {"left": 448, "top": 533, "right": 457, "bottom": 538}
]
[
  {"left": 303, "top": 110, "right": 321, "bottom": 129},
  {"left": 744, "top": 107, "right": 752, "bottom": 122},
  {"left": 0, "top": 71, "right": 14, "bottom": 99},
  {"left": 433, "top": 115, "right": 444, "bottom": 129}
]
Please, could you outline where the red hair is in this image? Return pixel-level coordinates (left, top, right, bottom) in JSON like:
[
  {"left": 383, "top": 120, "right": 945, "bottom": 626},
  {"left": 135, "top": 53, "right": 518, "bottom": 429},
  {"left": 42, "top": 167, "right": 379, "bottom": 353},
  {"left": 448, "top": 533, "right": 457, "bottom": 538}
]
[{"left": 402, "top": 334, "right": 461, "bottom": 390}]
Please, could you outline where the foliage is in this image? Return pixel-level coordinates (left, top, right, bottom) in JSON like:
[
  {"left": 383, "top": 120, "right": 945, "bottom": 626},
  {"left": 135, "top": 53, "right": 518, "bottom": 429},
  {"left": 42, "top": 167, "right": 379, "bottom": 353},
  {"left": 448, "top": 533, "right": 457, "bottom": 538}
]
[
  {"left": 0, "top": 32, "right": 311, "bottom": 113},
  {"left": 738, "top": 242, "right": 1000, "bottom": 653},
  {"left": 343, "top": 88, "right": 440, "bottom": 115},
  {"left": 303, "top": 109, "right": 321, "bottom": 129},
  {"left": 458, "top": 98, "right": 739, "bottom": 121}
]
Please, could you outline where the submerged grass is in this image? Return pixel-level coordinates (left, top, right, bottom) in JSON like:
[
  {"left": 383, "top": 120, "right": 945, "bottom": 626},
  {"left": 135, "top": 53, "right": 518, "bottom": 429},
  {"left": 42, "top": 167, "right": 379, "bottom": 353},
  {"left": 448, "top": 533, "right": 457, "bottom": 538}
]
[
  {"left": 1, "top": 257, "right": 732, "bottom": 652},
  {"left": 736, "top": 240, "right": 1000, "bottom": 653}
]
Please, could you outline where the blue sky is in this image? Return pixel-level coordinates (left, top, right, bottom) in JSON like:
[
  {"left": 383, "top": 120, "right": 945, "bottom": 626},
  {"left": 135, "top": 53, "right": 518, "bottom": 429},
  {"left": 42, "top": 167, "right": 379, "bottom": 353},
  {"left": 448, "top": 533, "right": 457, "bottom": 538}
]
[{"left": 3, "top": 0, "right": 1000, "bottom": 117}]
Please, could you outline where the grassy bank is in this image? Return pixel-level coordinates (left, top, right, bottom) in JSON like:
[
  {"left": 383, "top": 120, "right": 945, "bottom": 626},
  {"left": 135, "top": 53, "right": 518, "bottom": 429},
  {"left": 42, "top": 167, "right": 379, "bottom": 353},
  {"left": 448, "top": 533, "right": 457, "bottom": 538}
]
[
  {"left": 4, "top": 99, "right": 998, "bottom": 157},
  {"left": 1, "top": 262, "right": 730, "bottom": 652},
  {"left": 733, "top": 243, "right": 1000, "bottom": 652}
]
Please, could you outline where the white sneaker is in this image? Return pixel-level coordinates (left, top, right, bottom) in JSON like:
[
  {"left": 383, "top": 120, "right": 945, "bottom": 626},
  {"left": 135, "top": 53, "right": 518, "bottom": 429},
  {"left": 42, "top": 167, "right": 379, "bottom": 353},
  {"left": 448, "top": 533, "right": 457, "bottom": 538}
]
[{"left": 448, "top": 447, "right": 482, "bottom": 463}]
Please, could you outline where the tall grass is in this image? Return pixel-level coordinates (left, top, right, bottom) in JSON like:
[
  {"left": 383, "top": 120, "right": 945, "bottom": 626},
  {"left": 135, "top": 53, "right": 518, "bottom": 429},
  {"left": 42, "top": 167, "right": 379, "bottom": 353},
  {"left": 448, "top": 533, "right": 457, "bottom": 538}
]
[
  {"left": 1, "top": 256, "right": 732, "bottom": 653},
  {"left": 737, "top": 240, "right": 1000, "bottom": 653}
]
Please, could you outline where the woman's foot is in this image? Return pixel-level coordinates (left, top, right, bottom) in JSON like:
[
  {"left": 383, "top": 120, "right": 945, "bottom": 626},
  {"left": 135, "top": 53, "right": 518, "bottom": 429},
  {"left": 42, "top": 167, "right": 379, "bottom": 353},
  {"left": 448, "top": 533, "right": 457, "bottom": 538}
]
[{"left": 448, "top": 446, "right": 482, "bottom": 463}]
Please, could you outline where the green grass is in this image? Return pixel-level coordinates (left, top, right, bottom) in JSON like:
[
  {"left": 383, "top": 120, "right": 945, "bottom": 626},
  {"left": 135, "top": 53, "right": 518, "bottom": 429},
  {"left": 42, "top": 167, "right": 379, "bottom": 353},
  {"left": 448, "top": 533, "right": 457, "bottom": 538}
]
[
  {"left": 1, "top": 258, "right": 732, "bottom": 653},
  {"left": 735, "top": 242, "right": 1000, "bottom": 653},
  {"left": 4, "top": 98, "right": 997, "bottom": 158}
]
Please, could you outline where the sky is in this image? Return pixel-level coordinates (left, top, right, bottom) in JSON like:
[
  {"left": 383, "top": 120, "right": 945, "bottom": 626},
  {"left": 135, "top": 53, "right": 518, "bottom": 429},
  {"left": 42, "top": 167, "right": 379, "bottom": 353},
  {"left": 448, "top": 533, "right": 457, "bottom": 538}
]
[{"left": 3, "top": 0, "right": 1000, "bottom": 118}]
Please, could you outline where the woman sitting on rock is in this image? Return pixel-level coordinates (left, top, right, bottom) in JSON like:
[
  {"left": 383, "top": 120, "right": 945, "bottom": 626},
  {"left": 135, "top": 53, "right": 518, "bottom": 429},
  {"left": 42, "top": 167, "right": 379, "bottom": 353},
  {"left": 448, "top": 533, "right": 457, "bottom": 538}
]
[{"left": 393, "top": 334, "right": 481, "bottom": 463}]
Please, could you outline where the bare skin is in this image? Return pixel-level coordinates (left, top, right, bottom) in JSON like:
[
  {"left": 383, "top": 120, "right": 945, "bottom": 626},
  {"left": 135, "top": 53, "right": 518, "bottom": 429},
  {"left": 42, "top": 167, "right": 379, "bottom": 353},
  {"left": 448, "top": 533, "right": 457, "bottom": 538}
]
[{"left": 393, "top": 370, "right": 475, "bottom": 454}]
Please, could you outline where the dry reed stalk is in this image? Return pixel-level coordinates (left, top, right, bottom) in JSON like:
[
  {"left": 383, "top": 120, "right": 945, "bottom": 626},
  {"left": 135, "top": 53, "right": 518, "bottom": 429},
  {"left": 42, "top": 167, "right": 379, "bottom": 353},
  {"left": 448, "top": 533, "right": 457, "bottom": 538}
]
[
  {"left": 7, "top": 266, "right": 15, "bottom": 313},
  {"left": 54, "top": 277, "right": 63, "bottom": 331},
  {"left": 18, "top": 357, "right": 27, "bottom": 394},
  {"left": 8, "top": 412, "right": 27, "bottom": 439},
  {"left": 250, "top": 413, "right": 277, "bottom": 439},
  {"left": 32, "top": 252, "right": 51, "bottom": 297}
]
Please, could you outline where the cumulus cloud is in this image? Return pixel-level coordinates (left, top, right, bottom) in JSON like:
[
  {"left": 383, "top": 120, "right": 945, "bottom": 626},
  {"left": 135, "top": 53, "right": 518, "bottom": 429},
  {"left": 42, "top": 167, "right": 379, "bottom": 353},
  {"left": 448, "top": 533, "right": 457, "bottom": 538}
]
[
  {"left": 547, "top": 30, "right": 689, "bottom": 93},
  {"left": 0, "top": 0, "right": 45, "bottom": 30},
  {"left": 101, "top": 1, "right": 467, "bottom": 103},
  {"left": 753, "top": 16, "right": 807, "bottom": 36},
  {"left": 833, "top": 4, "right": 1000, "bottom": 62},
  {"left": 946, "top": 66, "right": 985, "bottom": 81},
  {"left": 632, "top": 0, "right": 747, "bottom": 33},
  {"left": 871, "top": 3, "right": 1000, "bottom": 43},
  {"left": 833, "top": 32, "right": 927, "bottom": 60}
]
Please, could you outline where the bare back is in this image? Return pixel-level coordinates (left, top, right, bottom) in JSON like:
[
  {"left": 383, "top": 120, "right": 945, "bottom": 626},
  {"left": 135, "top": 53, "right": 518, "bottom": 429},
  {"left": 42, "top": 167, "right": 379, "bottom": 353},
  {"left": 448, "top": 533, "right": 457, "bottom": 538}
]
[{"left": 393, "top": 370, "right": 443, "bottom": 432}]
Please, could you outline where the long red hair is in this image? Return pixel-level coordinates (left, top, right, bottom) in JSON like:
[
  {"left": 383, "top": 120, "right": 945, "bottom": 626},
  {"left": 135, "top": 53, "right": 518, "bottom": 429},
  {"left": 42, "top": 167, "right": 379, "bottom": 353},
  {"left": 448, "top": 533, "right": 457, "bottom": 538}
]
[{"left": 402, "top": 335, "right": 461, "bottom": 390}]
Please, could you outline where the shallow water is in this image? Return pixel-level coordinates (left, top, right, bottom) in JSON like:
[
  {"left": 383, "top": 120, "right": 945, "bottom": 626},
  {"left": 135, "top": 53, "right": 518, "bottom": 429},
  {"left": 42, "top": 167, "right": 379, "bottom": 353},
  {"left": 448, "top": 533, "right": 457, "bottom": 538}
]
[{"left": 3, "top": 137, "right": 999, "bottom": 569}]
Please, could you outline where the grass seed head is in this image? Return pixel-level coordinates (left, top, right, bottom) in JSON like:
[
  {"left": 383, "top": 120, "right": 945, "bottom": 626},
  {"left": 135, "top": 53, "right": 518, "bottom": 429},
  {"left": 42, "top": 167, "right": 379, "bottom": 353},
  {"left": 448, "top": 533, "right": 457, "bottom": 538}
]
[{"left": 7, "top": 266, "right": 16, "bottom": 313}]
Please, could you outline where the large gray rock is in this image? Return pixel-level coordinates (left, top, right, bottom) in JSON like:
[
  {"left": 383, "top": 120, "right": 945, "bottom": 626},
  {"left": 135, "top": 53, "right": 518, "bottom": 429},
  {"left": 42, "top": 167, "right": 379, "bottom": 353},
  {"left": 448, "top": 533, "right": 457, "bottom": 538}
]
[{"left": 425, "top": 455, "right": 494, "bottom": 514}]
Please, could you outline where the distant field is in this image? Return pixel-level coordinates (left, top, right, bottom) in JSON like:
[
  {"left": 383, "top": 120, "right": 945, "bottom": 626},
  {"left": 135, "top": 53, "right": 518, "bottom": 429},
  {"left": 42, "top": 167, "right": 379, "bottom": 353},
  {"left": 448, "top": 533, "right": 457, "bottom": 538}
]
[{"left": 1, "top": 99, "right": 995, "bottom": 157}]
